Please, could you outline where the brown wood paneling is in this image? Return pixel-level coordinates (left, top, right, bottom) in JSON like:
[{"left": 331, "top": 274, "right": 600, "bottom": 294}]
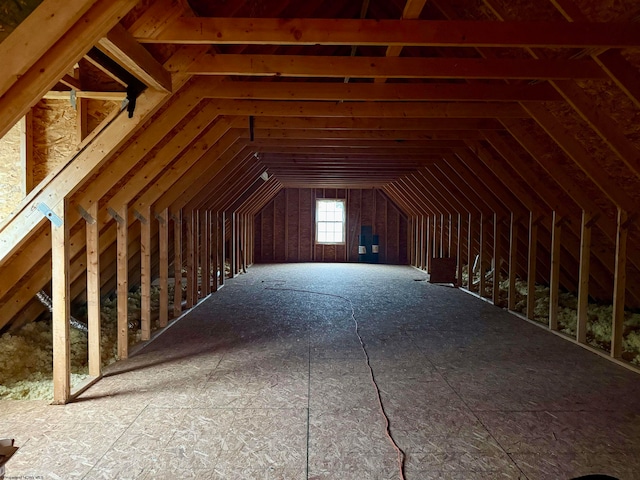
[{"left": 254, "top": 188, "right": 408, "bottom": 264}]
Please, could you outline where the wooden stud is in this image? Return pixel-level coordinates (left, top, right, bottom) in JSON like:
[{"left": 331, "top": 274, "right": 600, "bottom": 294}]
[
  {"left": 86, "top": 202, "right": 101, "bottom": 377},
  {"left": 220, "top": 211, "right": 226, "bottom": 287},
  {"left": 51, "top": 200, "right": 71, "bottom": 404},
  {"left": 212, "top": 211, "right": 219, "bottom": 292},
  {"left": 158, "top": 208, "right": 169, "bottom": 328},
  {"left": 173, "top": 210, "right": 183, "bottom": 317},
  {"left": 577, "top": 210, "right": 593, "bottom": 344},
  {"left": 115, "top": 205, "right": 129, "bottom": 360},
  {"left": 456, "top": 213, "right": 463, "bottom": 286},
  {"left": 186, "top": 210, "right": 196, "bottom": 307},
  {"left": 527, "top": 212, "right": 538, "bottom": 320},
  {"left": 139, "top": 208, "right": 151, "bottom": 341},
  {"left": 20, "top": 110, "right": 34, "bottom": 195},
  {"left": 492, "top": 213, "right": 502, "bottom": 305},
  {"left": 549, "top": 211, "right": 562, "bottom": 331},
  {"left": 508, "top": 213, "right": 519, "bottom": 311},
  {"left": 611, "top": 208, "right": 628, "bottom": 358},
  {"left": 479, "top": 213, "right": 487, "bottom": 297},
  {"left": 231, "top": 212, "right": 237, "bottom": 277},
  {"left": 467, "top": 213, "right": 474, "bottom": 291}
]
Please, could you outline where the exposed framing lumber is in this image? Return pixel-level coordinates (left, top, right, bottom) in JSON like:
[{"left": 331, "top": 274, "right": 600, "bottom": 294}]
[
  {"left": 98, "top": 23, "right": 172, "bottom": 92},
  {"left": 508, "top": 213, "right": 519, "bottom": 311},
  {"left": 187, "top": 55, "right": 605, "bottom": 80},
  {"left": 199, "top": 99, "right": 528, "bottom": 118},
  {"left": 549, "top": 211, "right": 562, "bottom": 331},
  {"left": 576, "top": 210, "right": 594, "bottom": 344},
  {"left": 21, "top": 110, "right": 35, "bottom": 195},
  {"left": 139, "top": 208, "right": 152, "bottom": 341},
  {"left": 611, "top": 209, "right": 629, "bottom": 358},
  {"left": 0, "top": 0, "right": 98, "bottom": 98},
  {"left": 479, "top": 213, "right": 488, "bottom": 297},
  {"left": 51, "top": 201, "right": 71, "bottom": 404},
  {"left": 527, "top": 212, "right": 539, "bottom": 320},
  {"left": 0, "top": 87, "right": 168, "bottom": 264},
  {"left": 493, "top": 214, "right": 503, "bottom": 305},
  {"left": 86, "top": 202, "right": 101, "bottom": 377},
  {"left": 0, "top": 0, "right": 140, "bottom": 140},
  {"left": 185, "top": 210, "right": 196, "bottom": 308},
  {"left": 173, "top": 210, "right": 183, "bottom": 317},
  {"left": 141, "top": 17, "right": 640, "bottom": 48},
  {"left": 158, "top": 208, "right": 169, "bottom": 327},
  {"left": 114, "top": 204, "right": 129, "bottom": 360}
]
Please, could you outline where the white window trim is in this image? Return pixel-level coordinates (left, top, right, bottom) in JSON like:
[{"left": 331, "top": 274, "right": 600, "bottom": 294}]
[{"left": 315, "top": 198, "right": 346, "bottom": 245}]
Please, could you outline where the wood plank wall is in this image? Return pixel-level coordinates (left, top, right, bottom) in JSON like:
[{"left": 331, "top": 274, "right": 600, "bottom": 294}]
[{"left": 254, "top": 188, "right": 408, "bottom": 264}]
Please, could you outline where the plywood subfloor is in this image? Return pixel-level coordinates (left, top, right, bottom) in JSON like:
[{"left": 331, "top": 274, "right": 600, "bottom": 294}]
[{"left": 2, "top": 263, "right": 640, "bottom": 479}]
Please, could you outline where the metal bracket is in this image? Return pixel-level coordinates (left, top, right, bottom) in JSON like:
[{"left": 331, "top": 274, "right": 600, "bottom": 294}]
[
  {"left": 107, "top": 207, "right": 124, "bottom": 224},
  {"left": 155, "top": 212, "right": 167, "bottom": 225},
  {"left": 37, "top": 202, "right": 63, "bottom": 228},
  {"left": 70, "top": 89, "right": 77, "bottom": 109},
  {"left": 77, "top": 205, "right": 96, "bottom": 224},
  {"left": 133, "top": 209, "right": 148, "bottom": 225}
]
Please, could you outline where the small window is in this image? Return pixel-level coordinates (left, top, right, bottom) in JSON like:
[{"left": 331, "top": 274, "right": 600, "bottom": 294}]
[{"left": 316, "top": 199, "right": 346, "bottom": 244}]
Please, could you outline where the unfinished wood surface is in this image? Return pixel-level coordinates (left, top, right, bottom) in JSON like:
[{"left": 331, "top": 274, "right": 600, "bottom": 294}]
[
  {"left": 549, "top": 212, "right": 562, "bottom": 331},
  {"left": 508, "top": 214, "right": 519, "bottom": 311},
  {"left": 479, "top": 214, "right": 487, "bottom": 298},
  {"left": 493, "top": 214, "right": 502, "bottom": 305},
  {"left": 173, "top": 210, "right": 183, "bottom": 318},
  {"left": 143, "top": 17, "right": 640, "bottom": 48},
  {"left": 51, "top": 200, "right": 71, "bottom": 404},
  {"left": 186, "top": 210, "right": 196, "bottom": 308},
  {"left": 86, "top": 201, "right": 101, "bottom": 377},
  {"left": 527, "top": 213, "right": 539, "bottom": 321},
  {"left": 139, "top": 208, "right": 152, "bottom": 341},
  {"left": 467, "top": 213, "right": 475, "bottom": 292},
  {"left": 115, "top": 205, "right": 129, "bottom": 360},
  {"left": 611, "top": 208, "right": 628, "bottom": 359},
  {"left": 0, "top": 0, "right": 98, "bottom": 98},
  {"left": 158, "top": 208, "right": 169, "bottom": 327},
  {"left": 577, "top": 211, "right": 593, "bottom": 344}
]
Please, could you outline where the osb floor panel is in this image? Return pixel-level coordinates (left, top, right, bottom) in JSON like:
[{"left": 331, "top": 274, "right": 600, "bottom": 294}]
[{"left": 2, "top": 263, "right": 640, "bottom": 480}]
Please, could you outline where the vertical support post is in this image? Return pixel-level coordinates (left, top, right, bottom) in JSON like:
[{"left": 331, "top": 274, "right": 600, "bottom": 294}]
[
  {"left": 21, "top": 110, "right": 35, "bottom": 195},
  {"left": 611, "top": 208, "right": 628, "bottom": 358},
  {"left": 86, "top": 202, "right": 101, "bottom": 377},
  {"left": 173, "top": 210, "right": 183, "bottom": 318},
  {"left": 419, "top": 216, "right": 425, "bottom": 270},
  {"left": 220, "top": 211, "right": 226, "bottom": 287},
  {"left": 140, "top": 208, "right": 151, "bottom": 341},
  {"left": 549, "top": 211, "right": 562, "bottom": 331},
  {"left": 200, "top": 210, "right": 210, "bottom": 296},
  {"left": 527, "top": 212, "right": 538, "bottom": 320},
  {"left": 467, "top": 213, "right": 474, "bottom": 291},
  {"left": 479, "top": 213, "right": 487, "bottom": 297},
  {"left": 52, "top": 201, "right": 70, "bottom": 404},
  {"left": 77, "top": 97, "right": 88, "bottom": 141},
  {"left": 577, "top": 210, "right": 593, "bottom": 344},
  {"left": 115, "top": 205, "right": 128, "bottom": 360},
  {"left": 186, "top": 210, "right": 196, "bottom": 308},
  {"left": 447, "top": 214, "right": 453, "bottom": 258},
  {"left": 426, "top": 215, "right": 432, "bottom": 272},
  {"left": 456, "top": 213, "right": 463, "bottom": 286},
  {"left": 158, "top": 208, "right": 169, "bottom": 328},
  {"left": 207, "top": 210, "right": 213, "bottom": 293},
  {"left": 508, "top": 213, "right": 519, "bottom": 311},
  {"left": 492, "top": 214, "right": 502, "bottom": 306},
  {"left": 212, "top": 211, "right": 219, "bottom": 292},
  {"left": 231, "top": 212, "right": 237, "bottom": 276}
]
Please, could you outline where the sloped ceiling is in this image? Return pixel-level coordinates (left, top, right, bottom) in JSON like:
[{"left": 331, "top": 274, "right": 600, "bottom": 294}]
[{"left": 1, "top": 0, "right": 640, "bottom": 332}]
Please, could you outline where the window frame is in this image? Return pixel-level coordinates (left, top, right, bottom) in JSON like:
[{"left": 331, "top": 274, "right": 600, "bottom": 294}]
[{"left": 315, "top": 198, "right": 346, "bottom": 245}]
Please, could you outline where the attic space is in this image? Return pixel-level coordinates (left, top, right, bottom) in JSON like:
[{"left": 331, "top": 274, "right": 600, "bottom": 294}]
[{"left": 2, "top": 0, "right": 640, "bottom": 477}]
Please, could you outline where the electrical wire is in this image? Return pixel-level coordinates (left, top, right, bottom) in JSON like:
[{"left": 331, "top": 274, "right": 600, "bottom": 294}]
[{"left": 265, "top": 285, "right": 406, "bottom": 480}]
